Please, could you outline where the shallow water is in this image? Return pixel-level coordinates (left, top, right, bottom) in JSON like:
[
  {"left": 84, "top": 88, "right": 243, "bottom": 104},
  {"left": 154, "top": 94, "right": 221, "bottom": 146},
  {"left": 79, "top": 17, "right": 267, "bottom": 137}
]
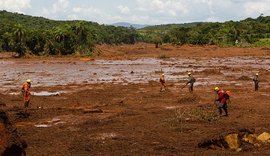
[
  {"left": 1, "top": 57, "right": 269, "bottom": 92},
  {"left": 31, "top": 91, "right": 62, "bottom": 96}
]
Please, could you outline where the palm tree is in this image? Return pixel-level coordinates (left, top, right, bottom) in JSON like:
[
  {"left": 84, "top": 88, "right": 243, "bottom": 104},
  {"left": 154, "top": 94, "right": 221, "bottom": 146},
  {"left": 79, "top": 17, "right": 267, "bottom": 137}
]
[
  {"left": 14, "top": 24, "right": 25, "bottom": 43},
  {"left": 75, "top": 21, "right": 88, "bottom": 45},
  {"left": 13, "top": 24, "right": 26, "bottom": 57}
]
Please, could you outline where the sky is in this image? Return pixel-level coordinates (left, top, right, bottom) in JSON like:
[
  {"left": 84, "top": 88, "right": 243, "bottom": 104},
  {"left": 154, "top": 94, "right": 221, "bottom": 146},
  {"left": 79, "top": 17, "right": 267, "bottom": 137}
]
[{"left": 0, "top": 0, "right": 270, "bottom": 25}]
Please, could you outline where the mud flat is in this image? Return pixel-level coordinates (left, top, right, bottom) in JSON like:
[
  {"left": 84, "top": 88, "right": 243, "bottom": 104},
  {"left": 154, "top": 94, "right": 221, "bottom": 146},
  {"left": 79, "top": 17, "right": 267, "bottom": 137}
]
[{"left": 1, "top": 44, "right": 270, "bottom": 155}]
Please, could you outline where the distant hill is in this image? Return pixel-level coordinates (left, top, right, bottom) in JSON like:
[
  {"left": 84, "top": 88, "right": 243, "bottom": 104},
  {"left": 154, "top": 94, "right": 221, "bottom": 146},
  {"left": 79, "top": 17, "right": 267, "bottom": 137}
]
[
  {"left": 112, "top": 22, "right": 148, "bottom": 29},
  {"left": 140, "top": 22, "right": 203, "bottom": 31}
]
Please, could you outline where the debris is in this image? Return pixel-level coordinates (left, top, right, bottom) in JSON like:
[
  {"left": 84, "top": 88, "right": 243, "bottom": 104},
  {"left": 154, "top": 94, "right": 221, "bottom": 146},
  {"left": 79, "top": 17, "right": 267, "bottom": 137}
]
[
  {"left": 199, "top": 129, "right": 270, "bottom": 152},
  {"left": 242, "top": 134, "right": 258, "bottom": 144},
  {"left": 83, "top": 109, "right": 103, "bottom": 114},
  {"left": 257, "top": 132, "right": 270, "bottom": 143},
  {"left": 224, "top": 134, "right": 241, "bottom": 151}
]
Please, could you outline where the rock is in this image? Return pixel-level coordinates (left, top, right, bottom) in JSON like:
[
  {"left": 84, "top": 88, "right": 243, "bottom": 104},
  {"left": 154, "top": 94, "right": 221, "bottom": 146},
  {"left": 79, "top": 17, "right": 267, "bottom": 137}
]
[
  {"left": 224, "top": 134, "right": 241, "bottom": 151},
  {"left": 257, "top": 132, "right": 270, "bottom": 143}
]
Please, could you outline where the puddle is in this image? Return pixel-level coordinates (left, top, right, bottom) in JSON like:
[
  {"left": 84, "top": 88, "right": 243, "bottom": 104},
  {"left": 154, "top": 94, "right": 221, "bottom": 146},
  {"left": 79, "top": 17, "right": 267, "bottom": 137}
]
[
  {"left": 32, "top": 91, "right": 62, "bottom": 96},
  {"left": 165, "top": 106, "right": 177, "bottom": 109},
  {"left": 34, "top": 124, "right": 52, "bottom": 128},
  {"left": 34, "top": 117, "right": 66, "bottom": 128},
  {"left": 8, "top": 91, "right": 64, "bottom": 96},
  {"left": 0, "top": 57, "right": 269, "bottom": 91},
  {"left": 9, "top": 92, "right": 20, "bottom": 95}
]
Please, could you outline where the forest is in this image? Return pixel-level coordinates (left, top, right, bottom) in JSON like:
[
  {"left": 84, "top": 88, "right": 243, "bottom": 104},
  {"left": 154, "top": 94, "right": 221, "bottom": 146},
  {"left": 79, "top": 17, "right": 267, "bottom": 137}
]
[
  {"left": 140, "top": 16, "right": 270, "bottom": 46},
  {"left": 0, "top": 10, "right": 269, "bottom": 56}
]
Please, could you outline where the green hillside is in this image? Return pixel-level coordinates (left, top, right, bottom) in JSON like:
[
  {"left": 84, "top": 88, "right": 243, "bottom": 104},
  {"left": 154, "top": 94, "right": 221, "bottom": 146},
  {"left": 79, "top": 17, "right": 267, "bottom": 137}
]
[
  {"left": 0, "top": 10, "right": 137, "bottom": 56},
  {"left": 140, "top": 16, "right": 270, "bottom": 46},
  {"left": 0, "top": 10, "right": 269, "bottom": 56}
]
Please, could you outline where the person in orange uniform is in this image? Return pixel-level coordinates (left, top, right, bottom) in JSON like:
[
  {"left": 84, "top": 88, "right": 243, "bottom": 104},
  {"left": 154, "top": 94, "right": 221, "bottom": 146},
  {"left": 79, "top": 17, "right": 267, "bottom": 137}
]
[
  {"left": 160, "top": 73, "right": 167, "bottom": 92},
  {"left": 22, "top": 79, "right": 31, "bottom": 108}
]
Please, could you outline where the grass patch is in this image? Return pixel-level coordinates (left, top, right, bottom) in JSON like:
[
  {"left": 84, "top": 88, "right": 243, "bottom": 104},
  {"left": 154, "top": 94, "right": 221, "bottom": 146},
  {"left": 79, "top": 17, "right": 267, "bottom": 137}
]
[
  {"left": 166, "top": 106, "right": 219, "bottom": 133},
  {"left": 253, "top": 38, "right": 270, "bottom": 47}
]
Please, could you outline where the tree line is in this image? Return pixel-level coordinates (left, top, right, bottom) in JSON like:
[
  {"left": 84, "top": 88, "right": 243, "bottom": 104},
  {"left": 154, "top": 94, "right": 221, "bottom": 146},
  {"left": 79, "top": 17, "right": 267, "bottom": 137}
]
[
  {"left": 0, "top": 10, "right": 269, "bottom": 57},
  {"left": 0, "top": 10, "right": 137, "bottom": 56},
  {"left": 139, "top": 15, "right": 270, "bottom": 46}
]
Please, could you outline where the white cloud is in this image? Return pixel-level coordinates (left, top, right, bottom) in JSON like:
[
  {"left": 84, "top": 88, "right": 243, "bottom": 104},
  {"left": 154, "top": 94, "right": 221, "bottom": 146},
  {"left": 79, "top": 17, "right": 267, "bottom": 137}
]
[
  {"left": 42, "top": 0, "right": 70, "bottom": 19},
  {"left": 0, "top": 0, "right": 31, "bottom": 13},
  {"left": 67, "top": 7, "right": 122, "bottom": 24},
  {"left": 244, "top": 1, "right": 270, "bottom": 16},
  {"left": 135, "top": 0, "right": 188, "bottom": 15},
  {"left": 118, "top": 5, "right": 130, "bottom": 15},
  {"left": 5, "top": 0, "right": 270, "bottom": 25}
]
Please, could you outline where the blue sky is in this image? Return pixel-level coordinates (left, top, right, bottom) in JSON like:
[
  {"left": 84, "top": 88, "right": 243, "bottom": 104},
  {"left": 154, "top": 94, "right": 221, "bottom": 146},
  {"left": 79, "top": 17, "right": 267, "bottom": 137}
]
[{"left": 0, "top": 0, "right": 270, "bottom": 25}]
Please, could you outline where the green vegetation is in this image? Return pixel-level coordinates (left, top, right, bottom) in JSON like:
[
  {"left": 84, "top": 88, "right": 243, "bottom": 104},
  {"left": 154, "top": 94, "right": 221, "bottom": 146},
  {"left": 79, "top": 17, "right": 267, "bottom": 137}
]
[
  {"left": 253, "top": 38, "right": 270, "bottom": 47},
  {"left": 0, "top": 10, "right": 269, "bottom": 56},
  {"left": 0, "top": 10, "right": 137, "bottom": 56},
  {"left": 140, "top": 16, "right": 270, "bottom": 47}
]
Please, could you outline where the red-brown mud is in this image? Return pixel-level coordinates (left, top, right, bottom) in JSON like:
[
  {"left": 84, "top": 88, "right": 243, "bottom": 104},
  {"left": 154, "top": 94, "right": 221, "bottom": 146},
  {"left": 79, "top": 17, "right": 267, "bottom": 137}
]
[{"left": 0, "top": 44, "right": 270, "bottom": 155}]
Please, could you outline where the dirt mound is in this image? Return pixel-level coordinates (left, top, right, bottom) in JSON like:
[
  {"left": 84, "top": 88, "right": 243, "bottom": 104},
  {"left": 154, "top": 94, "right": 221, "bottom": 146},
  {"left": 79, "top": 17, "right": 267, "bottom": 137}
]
[
  {"left": 238, "top": 75, "right": 251, "bottom": 81},
  {"left": 0, "top": 110, "right": 27, "bottom": 156},
  {"left": 198, "top": 129, "right": 270, "bottom": 152},
  {"left": 200, "top": 68, "right": 221, "bottom": 75},
  {"left": 0, "top": 100, "right": 6, "bottom": 107},
  {"left": 177, "top": 94, "right": 200, "bottom": 104}
]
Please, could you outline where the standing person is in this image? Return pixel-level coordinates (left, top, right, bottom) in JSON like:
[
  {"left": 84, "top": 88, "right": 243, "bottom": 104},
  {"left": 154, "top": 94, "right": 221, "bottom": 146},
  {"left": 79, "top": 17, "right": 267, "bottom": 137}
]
[
  {"left": 160, "top": 73, "right": 166, "bottom": 92},
  {"left": 253, "top": 73, "right": 259, "bottom": 91},
  {"left": 214, "top": 87, "right": 228, "bottom": 116},
  {"left": 186, "top": 72, "right": 196, "bottom": 93},
  {"left": 22, "top": 79, "right": 31, "bottom": 109}
]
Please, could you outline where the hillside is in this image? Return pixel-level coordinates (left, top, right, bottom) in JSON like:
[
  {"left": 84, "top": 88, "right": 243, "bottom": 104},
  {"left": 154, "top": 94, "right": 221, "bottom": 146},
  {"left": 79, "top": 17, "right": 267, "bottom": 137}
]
[
  {"left": 139, "top": 16, "right": 270, "bottom": 46},
  {"left": 0, "top": 10, "right": 269, "bottom": 56},
  {"left": 112, "top": 22, "right": 148, "bottom": 29},
  {"left": 0, "top": 10, "right": 137, "bottom": 55}
]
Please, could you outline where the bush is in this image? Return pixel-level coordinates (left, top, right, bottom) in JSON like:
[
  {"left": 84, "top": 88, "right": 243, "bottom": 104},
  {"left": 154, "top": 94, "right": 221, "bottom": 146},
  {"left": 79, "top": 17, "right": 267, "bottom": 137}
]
[{"left": 253, "top": 38, "right": 270, "bottom": 47}]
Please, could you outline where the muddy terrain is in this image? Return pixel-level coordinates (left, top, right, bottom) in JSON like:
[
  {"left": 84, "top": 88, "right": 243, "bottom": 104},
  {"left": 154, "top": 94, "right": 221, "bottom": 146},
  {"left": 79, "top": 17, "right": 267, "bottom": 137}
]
[{"left": 0, "top": 44, "right": 270, "bottom": 155}]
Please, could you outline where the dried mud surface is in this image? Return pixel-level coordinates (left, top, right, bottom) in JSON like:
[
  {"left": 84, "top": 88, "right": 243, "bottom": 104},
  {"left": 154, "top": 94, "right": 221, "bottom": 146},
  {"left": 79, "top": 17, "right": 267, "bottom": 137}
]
[{"left": 0, "top": 44, "right": 270, "bottom": 155}]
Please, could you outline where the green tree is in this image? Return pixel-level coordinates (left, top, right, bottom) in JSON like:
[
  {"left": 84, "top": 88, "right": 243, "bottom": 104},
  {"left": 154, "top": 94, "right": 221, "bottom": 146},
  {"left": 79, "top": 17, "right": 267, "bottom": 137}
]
[{"left": 12, "top": 24, "right": 27, "bottom": 57}]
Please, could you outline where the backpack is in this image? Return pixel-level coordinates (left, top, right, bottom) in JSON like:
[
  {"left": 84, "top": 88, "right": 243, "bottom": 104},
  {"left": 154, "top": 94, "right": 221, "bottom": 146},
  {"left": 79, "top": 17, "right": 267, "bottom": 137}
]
[{"left": 223, "top": 91, "right": 231, "bottom": 100}]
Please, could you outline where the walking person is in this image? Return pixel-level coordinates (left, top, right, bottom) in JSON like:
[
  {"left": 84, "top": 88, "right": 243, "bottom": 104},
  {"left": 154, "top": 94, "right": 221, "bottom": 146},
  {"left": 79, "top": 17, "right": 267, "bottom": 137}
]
[
  {"left": 160, "top": 73, "right": 167, "bottom": 92},
  {"left": 214, "top": 87, "right": 229, "bottom": 116},
  {"left": 253, "top": 73, "right": 259, "bottom": 91},
  {"left": 21, "top": 79, "right": 31, "bottom": 112},
  {"left": 186, "top": 72, "right": 196, "bottom": 93}
]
